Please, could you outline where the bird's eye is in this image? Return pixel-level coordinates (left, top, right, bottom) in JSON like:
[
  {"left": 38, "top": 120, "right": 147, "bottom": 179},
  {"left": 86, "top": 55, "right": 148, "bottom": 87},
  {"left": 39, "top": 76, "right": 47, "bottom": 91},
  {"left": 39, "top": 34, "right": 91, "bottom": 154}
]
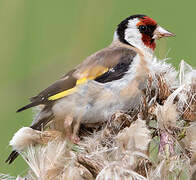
[{"left": 139, "top": 25, "right": 147, "bottom": 33}]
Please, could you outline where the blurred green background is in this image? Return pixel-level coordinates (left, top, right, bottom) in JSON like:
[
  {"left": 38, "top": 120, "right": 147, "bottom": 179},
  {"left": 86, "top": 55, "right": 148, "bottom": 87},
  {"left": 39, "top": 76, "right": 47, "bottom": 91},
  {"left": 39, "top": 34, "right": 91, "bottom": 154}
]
[{"left": 0, "top": 0, "right": 195, "bottom": 176}]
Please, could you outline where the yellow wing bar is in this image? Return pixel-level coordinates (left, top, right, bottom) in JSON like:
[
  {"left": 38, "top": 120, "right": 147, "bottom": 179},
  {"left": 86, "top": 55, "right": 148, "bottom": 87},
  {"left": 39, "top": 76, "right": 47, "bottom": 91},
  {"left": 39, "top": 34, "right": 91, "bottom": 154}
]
[
  {"left": 48, "top": 87, "right": 77, "bottom": 100},
  {"left": 48, "top": 67, "right": 108, "bottom": 101}
]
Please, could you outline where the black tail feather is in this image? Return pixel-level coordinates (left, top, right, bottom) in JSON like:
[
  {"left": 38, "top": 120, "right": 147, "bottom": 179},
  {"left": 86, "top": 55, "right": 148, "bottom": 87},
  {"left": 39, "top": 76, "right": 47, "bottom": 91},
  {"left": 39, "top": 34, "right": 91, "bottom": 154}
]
[
  {"left": 5, "top": 150, "right": 19, "bottom": 164},
  {"left": 17, "top": 101, "right": 41, "bottom": 112}
]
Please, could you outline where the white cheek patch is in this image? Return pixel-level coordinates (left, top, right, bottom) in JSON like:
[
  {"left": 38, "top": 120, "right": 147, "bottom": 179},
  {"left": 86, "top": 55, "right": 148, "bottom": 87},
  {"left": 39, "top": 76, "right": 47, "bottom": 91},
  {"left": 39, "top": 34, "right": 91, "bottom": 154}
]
[
  {"left": 124, "top": 18, "right": 153, "bottom": 55},
  {"left": 124, "top": 18, "right": 141, "bottom": 44}
]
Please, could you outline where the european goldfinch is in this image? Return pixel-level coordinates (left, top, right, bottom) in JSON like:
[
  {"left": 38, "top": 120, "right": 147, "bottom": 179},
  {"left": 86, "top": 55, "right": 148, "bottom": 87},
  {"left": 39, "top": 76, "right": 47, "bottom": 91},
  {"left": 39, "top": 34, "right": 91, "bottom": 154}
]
[{"left": 6, "top": 14, "right": 175, "bottom": 164}]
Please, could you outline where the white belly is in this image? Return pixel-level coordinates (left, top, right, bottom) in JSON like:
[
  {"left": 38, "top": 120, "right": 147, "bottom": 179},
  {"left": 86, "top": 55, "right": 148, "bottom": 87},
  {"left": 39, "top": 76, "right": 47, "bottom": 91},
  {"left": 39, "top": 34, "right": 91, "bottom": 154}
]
[{"left": 52, "top": 76, "right": 144, "bottom": 125}]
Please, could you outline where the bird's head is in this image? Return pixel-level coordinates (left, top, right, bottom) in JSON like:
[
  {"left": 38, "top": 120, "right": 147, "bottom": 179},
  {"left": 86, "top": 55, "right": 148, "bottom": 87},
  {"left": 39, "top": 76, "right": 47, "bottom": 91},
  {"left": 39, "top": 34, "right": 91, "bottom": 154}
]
[{"left": 115, "top": 14, "right": 175, "bottom": 54}]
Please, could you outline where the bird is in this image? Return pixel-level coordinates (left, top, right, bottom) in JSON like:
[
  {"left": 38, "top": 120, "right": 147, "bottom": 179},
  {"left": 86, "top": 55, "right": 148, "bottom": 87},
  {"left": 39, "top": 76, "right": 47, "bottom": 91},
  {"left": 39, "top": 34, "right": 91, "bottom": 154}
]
[{"left": 6, "top": 14, "right": 175, "bottom": 164}]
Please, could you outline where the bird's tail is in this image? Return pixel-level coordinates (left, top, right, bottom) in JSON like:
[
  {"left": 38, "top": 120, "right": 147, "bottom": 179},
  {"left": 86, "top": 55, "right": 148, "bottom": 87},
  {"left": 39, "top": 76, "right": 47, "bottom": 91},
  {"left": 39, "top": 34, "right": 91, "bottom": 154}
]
[{"left": 5, "top": 150, "right": 19, "bottom": 164}]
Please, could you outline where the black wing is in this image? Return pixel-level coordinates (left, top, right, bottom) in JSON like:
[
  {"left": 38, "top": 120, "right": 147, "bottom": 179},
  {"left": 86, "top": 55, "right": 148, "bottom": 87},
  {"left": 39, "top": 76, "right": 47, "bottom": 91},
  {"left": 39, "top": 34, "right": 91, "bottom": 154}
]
[
  {"left": 17, "top": 70, "right": 77, "bottom": 112},
  {"left": 95, "top": 49, "right": 136, "bottom": 83}
]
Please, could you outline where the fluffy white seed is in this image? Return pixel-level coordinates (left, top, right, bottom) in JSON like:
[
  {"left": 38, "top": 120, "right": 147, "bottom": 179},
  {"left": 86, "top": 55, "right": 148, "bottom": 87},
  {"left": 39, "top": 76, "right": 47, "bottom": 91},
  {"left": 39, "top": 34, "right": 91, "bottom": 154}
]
[{"left": 9, "top": 127, "right": 40, "bottom": 151}]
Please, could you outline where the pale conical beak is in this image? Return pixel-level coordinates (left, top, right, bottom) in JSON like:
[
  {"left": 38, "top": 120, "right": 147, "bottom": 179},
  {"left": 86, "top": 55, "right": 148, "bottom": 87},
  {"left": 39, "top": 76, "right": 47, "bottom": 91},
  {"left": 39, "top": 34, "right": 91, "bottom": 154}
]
[{"left": 153, "top": 26, "right": 175, "bottom": 40}]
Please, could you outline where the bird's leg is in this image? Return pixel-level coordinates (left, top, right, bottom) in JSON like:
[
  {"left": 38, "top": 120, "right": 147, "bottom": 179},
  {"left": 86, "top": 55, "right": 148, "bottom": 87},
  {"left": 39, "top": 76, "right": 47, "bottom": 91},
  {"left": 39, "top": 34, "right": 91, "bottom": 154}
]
[
  {"left": 71, "top": 117, "right": 81, "bottom": 143},
  {"left": 64, "top": 115, "right": 80, "bottom": 144},
  {"left": 64, "top": 115, "right": 73, "bottom": 138}
]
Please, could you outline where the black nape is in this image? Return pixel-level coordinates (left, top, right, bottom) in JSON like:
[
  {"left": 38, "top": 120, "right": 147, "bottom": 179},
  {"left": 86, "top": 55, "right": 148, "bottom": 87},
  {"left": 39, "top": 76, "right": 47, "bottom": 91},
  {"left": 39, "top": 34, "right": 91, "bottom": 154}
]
[{"left": 116, "top": 14, "right": 146, "bottom": 45}]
